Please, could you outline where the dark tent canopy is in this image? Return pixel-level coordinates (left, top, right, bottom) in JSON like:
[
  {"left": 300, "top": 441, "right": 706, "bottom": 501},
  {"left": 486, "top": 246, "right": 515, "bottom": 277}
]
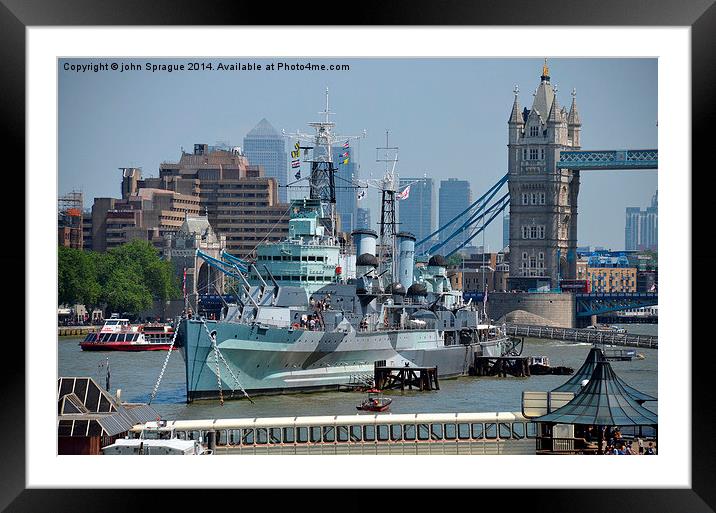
[
  {"left": 536, "top": 359, "right": 658, "bottom": 427},
  {"left": 552, "top": 346, "right": 657, "bottom": 403}
]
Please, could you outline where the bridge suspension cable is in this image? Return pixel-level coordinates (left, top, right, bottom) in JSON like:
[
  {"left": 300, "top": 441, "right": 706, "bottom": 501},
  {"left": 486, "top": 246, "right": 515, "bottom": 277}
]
[
  {"left": 445, "top": 194, "right": 510, "bottom": 257},
  {"left": 425, "top": 186, "right": 509, "bottom": 257},
  {"left": 415, "top": 174, "right": 508, "bottom": 249}
]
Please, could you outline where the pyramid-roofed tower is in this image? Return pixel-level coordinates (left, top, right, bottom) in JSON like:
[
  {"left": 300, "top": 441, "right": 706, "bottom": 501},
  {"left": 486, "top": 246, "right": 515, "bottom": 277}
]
[
  {"left": 530, "top": 59, "right": 555, "bottom": 122},
  {"left": 245, "top": 118, "right": 281, "bottom": 138}
]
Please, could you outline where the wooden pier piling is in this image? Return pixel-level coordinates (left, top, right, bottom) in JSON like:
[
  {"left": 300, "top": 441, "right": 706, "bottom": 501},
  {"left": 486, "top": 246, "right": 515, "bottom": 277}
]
[
  {"left": 473, "top": 356, "right": 531, "bottom": 378},
  {"left": 374, "top": 366, "right": 440, "bottom": 391}
]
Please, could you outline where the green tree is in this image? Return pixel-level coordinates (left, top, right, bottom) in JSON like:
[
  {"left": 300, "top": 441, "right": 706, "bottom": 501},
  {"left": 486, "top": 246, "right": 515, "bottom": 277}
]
[
  {"left": 100, "top": 266, "right": 153, "bottom": 314},
  {"left": 106, "top": 240, "right": 181, "bottom": 303},
  {"left": 58, "top": 240, "right": 182, "bottom": 316},
  {"left": 446, "top": 253, "right": 464, "bottom": 267},
  {"left": 58, "top": 246, "right": 100, "bottom": 307}
]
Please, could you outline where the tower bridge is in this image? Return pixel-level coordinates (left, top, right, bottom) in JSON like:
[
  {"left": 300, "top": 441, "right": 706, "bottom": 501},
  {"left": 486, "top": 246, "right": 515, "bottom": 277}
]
[{"left": 417, "top": 60, "right": 657, "bottom": 327}]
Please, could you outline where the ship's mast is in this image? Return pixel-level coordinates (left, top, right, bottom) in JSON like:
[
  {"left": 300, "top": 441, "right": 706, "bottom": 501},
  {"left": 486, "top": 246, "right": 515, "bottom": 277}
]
[
  {"left": 376, "top": 131, "right": 399, "bottom": 280},
  {"left": 283, "top": 88, "right": 365, "bottom": 238}
]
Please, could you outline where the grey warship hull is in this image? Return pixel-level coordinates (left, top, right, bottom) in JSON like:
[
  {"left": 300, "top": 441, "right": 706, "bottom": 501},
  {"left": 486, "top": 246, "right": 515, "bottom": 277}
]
[{"left": 180, "top": 318, "right": 513, "bottom": 401}]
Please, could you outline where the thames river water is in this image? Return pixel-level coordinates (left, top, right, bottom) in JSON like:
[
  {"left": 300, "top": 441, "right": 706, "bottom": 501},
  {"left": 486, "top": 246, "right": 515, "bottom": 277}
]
[{"left": 58, "top": 324, "right": 657, "bottom": 420}]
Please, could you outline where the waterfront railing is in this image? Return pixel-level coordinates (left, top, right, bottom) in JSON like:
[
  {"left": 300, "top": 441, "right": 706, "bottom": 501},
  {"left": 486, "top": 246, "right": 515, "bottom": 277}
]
[{"left": 505, "top": 324, "right": 657, "bottom": 349}]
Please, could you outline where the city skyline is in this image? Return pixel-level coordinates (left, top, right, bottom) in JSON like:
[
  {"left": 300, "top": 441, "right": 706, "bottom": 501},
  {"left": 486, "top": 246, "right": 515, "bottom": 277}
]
[{"left": 59, "top": 57, "right": 657, "bottom": 251}]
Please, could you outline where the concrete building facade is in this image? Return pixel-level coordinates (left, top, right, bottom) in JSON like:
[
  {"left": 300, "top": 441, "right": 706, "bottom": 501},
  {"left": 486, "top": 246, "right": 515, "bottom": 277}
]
[
  {"left": 507, "top": 61, "right": 582, "bottom": 290},
  {"left": 153, "top": 144, "right": 289, "bottom": 257},
  {"left": 90, "top": 184, "right": 201, "bottom": 252}
]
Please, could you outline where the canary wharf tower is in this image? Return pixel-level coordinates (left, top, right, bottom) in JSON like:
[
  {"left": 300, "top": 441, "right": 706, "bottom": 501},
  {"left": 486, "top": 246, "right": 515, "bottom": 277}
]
[{"left": 507, "top": 61, "right": 581, "bottom": 290}]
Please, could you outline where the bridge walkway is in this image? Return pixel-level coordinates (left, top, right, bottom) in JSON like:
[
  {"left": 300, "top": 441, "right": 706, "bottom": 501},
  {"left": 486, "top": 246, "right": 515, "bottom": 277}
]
[{"left": 505, "top": 324, "right": 658, "bottom": 349}]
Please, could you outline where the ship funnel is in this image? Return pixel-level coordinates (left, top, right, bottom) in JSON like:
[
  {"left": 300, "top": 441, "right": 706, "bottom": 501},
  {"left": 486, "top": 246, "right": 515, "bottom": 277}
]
[
  {"left": 396, "top": 232, "right": 416, "bottom": 289},
  {"left": 351, "top": 229, "right": 378, "bottom": 257}
]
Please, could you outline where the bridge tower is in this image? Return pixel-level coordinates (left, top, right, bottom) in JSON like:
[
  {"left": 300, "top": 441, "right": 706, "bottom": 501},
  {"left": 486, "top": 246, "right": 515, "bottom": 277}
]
[{"left": 507, "top": 60, "right": 581, "bottom": 290}]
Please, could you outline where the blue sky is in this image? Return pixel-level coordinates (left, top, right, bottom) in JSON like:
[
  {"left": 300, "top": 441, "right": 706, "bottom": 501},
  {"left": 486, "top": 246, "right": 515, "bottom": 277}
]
[{"left": 59, "top": 57, "right": 657, "bottom": 251}]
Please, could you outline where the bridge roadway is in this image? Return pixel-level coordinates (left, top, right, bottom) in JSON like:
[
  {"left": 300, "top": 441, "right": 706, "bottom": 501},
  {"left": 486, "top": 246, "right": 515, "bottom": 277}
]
[{"left": 505, "top": 323, "right": 658, "bottom": 349}]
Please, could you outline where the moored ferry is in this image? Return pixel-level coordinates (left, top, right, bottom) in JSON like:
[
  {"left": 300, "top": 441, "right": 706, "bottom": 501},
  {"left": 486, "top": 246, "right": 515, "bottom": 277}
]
[{"left": 80, "top": 316, "right": 177, "bottom": 351}]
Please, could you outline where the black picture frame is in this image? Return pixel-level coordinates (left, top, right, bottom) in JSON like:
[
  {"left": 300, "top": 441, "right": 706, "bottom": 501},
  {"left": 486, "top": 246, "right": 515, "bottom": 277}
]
[{"left": 4, "top": 0, "right": 713, "bottom": 510}]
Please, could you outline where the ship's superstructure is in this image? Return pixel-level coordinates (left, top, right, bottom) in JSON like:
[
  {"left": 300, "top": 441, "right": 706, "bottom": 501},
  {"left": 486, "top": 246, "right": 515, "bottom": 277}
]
[{"left": 177, "top": 92, "right": 517, "bottom": 402}]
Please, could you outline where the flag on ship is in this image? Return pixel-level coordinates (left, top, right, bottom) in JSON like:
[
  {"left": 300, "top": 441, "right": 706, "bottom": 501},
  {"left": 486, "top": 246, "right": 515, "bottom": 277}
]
[
  {"left": 295, "top": 170, "right": 301, "bottom": 180},
  {"left": 295, "top": 141, "right": 300, "bottom": 150},
  {"left": 357, "top": 190, "right": 366, "bottom": 201},
  {"left": 340, "top": 151, "right": 349, "bottom": 158},
  {"left": 291, "top": 150, "right": 300, "bottom": 159},
  {"left": 291, "top": 160, "right": 301, "bottom": 168},
  {"left": 341, "top": 158, "right": 350, "bottom": 165},
  {"left": 343, "top": 140, "right": 349, "bottom": 148},
  {"left": 396, "top": 185, "right": 411, "bottom": 200}
]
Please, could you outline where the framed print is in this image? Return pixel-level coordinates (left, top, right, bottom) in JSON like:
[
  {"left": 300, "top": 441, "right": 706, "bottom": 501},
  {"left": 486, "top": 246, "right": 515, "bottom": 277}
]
[{"left": 5, "top": 0, "right": 714, "bottom": 510}]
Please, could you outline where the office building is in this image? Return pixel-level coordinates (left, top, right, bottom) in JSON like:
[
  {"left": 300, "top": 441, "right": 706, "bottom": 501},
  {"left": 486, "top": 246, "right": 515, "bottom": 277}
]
[
  {"left": 243, "top": 119, "right": 289, "bottom": 203},
  {"left": 398, "top": 177, "right": 434, "bottom": 243},
  {"left": 151, "top": 144, "right": 289, "bottom": 257},
  {"left": 330, "top": 146, "right": 359, "bottom": 234},
  {"left": 356, "top": 207, "right": 372, "bottom": 230},
  {"left": 89, "top": 177, "right": 202, "bottom": 253},
  {"left": 438, "top": 178, "right": 472, "bottom": 255},
  {"left": 625, "top": 189, "right": 658, "bottom": 251}
]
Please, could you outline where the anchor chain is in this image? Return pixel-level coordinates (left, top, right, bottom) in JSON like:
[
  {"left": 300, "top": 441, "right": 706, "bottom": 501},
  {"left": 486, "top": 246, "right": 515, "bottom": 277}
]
[
  {"left": 199, "top": 318, "right": 254, "bottom": 404},
  {"left": 211, "top": 330, "right": 225, "bottom": 405},
  {"left": 148, "top": 324, "right": 180, "bottom": 405}
]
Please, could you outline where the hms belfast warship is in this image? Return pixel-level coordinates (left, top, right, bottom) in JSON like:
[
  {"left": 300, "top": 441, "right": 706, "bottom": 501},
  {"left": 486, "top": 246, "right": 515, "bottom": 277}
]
[{"left": 177, "top": 93, "right": 517, "bottom": 401}]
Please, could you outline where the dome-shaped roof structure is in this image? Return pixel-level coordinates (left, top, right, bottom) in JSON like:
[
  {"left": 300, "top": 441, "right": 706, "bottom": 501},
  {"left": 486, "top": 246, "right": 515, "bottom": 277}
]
[
  {"left": 396, "top": 231, "right": 416, "bottom": 241},
  {"left": 386, "top": 282, "right": 407, "bottom": 295},
  {"left": 428, "top": 254, "right": 448, "bottom": 267},
  {"left": 356, "top": 253, "right": 379, "bottom": 267},
  {"left": 407, "top": 283, "right": 428, "bottom": 296},
  {"left": 351, "top": 228, "right": 378, "bottom": 238}
]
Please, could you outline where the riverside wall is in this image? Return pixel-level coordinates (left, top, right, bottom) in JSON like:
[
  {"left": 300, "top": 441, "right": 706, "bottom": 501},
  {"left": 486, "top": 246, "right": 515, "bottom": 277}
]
[{"left": 486, "top": 292, "right": 576, "bottom": 328}]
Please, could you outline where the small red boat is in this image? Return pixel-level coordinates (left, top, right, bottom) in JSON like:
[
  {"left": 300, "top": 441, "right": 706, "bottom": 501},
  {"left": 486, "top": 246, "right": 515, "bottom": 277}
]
[
  {"left": 80, "top": 316, "right": 176, "bottom": 352},
  {"left": 356, "top": 389, "right": 392, "bottom": 412}
]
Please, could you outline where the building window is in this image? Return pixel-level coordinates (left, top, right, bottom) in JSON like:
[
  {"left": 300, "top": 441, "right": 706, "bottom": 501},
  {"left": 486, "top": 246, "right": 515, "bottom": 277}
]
[
  {"left": 522, "top": 193, "right": 528, "bottom": 205},
  {"left": 530, "top": 126, "right": 539, "bottom": 137},
  {"left": 540, "top": 192, "right": 546, "bottom": 205},
  {"left": 523, "top": 149, "right": 527, "bottom": 160},
  {"left": 530, "top": 149, "right": 539, "bottom": 160},
  {"left": 540, "top": 148, "right": 545, "bottom": 160}
]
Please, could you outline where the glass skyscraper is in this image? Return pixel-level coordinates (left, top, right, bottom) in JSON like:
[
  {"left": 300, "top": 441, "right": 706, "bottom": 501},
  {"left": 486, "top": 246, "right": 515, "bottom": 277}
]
[
  {"left": 398, "top": 177, "right": 434, "bottom": 244},
  {"left": 243, "top": 119, "right": 288, "bottom": 203},
  {"left": 356, "top": 207, "right": 372, "bottom": 230},
  {"left": 503, "top": 213, "right": 510, "bottom": 250},
  {"left": 330, "top": 146, "right": 359, "bottom": 234},
  {"left": 625, "top": 189, "right": 658, "bottom": 251},
  {"left": 439, "top": 179, "right": 472, "bottom": 255}
]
